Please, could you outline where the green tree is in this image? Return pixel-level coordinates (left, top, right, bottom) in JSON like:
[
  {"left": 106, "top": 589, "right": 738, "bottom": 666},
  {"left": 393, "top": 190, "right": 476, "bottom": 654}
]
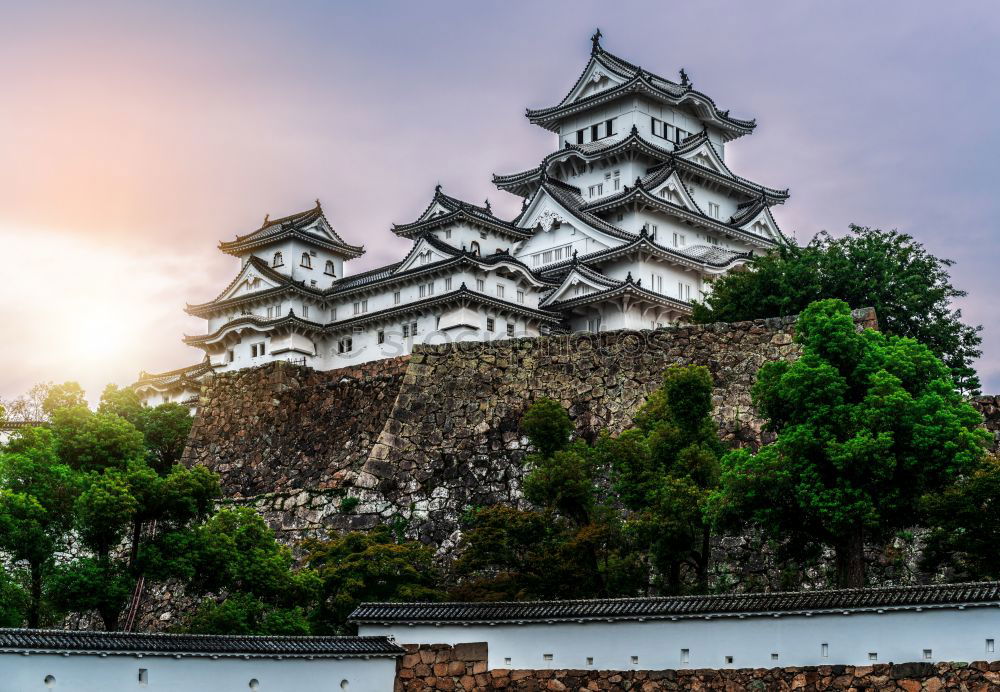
[
  {"left": 42, "top": 382, "right": 87, "bottom": 417},
  {"left": 50, "top": 407, "right": 146, "bottom": 473},
  {"left": 520, "top": 397, "right": 574, "bottom": 457},
  {"left": 0, "top": 566, "right": 28, "bottom": 627},
  {"left": 98, "top": 384, "right": 144, "bottom": 427},
  {"left": 0, "top": 427, "right": 79, "bottom": 626},
  {"left": 48, "top": 558, "right": 133, "bottom": 631},
  {"left": 151, "top": 507, "right": 320, "bottom": 635},
  {"left": 708, "top": 299, "right": 989, "bottom": 587},
  {"left": 138, "top": 403, "right": 194, "bottom": 474},
  {"left": 691, "top": 226, "right": 983, "bottom": 393},
  {"left": 920, "top": 453, "right": 1000, "bottom": 581},
  {"left": 303, "top": 525, "right": 442, "bottom": 634}
]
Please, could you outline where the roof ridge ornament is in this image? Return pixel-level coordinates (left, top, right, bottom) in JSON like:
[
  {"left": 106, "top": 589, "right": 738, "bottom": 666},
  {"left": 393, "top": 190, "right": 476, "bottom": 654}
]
[
  {"left": 484, "top": 199, "right": 492, "bottom": 215},
  {"left": 435, "top": 183, "right": 442, "bottom": 195},
  {"left": 590, "top": 28, "right": 602, "bottom": 55},
  {"left": 630, "top": 123, "right": 639, "bottom": 136},
  {"left": 262, "top": 213, "right": 270, "bottom": 227},
  {"left": 679, "top": 67, "right": 691, "bottom": 88}
]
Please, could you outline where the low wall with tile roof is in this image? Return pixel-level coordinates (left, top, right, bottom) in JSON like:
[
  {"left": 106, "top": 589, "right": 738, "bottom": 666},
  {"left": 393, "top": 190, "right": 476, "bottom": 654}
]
[{"left": 394, "top": 643, "right": 1000, "bottom": 691}]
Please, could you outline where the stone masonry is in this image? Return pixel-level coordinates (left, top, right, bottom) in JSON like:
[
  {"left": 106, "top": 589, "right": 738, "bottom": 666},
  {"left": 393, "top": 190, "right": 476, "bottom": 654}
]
[
  {"left": 183, "top": 310, "right": 880, "bottom": 551},
  {"left": 396, "top": 642, "right": 1000, "bottom": 691}
]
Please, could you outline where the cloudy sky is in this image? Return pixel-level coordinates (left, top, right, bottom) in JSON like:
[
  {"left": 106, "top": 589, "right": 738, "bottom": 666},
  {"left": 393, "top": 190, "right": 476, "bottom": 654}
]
[{"left": 1, "top": 0, "right": 998, "bottom": 402}]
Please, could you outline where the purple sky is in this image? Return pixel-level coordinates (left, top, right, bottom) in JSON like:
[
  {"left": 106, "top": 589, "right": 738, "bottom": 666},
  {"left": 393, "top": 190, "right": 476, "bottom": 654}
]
[{"left": 1, "top": 0, "right": 999, "bottom": 402}]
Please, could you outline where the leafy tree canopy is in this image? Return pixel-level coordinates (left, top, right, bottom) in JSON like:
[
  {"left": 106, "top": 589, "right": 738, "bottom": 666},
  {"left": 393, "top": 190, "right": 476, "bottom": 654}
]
[
  {"left": 691, "top": 226, "right": 983, "bottom": 393},
  {"left": 708, "top": 299, "right": 989, "bottom": 587}
]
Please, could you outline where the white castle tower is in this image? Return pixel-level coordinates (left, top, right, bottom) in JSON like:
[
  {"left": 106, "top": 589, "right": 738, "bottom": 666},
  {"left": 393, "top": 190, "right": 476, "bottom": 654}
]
[{"left": 135, "top": 32, "right": 789, "bottom": 408}]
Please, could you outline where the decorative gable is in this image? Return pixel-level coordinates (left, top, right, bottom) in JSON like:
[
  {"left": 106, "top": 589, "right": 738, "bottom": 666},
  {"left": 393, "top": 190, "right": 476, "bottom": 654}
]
[
  {"left": 218, "top": 263, "right": 281, "bottom": 302},
  {"left": 738, "top": 205, "right": 782, "bottom": 243},
  {"left": 562, "top": 58, "right": 629, "bottom": 106},
  {"left": 541, "top": 266, "right": 618, "bottom": 307},
  {"left": 394, "top": 237, "right": 455, "bottom": 274},
  {"left": 652, "top": 170, "right": 701, "bottom": 212},
  {"left": 417, "top": 201, "right": 454, "bottom": 223},
  {"left": 677, "top": 141, "right": 734, "bottom": 179}
]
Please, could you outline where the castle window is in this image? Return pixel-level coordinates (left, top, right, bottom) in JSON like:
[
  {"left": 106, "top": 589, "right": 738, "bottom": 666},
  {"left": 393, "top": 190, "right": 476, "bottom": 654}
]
[
  {"left": 325, "top": 260, "right": 336, "bottom": 276},
  {"left": 470, "top": 241, "right": 480, "bottom": 256},
  {"left": 613, "top": 169, "right": 621, "bottom": 190},
  {"left": 605, "top": 118, "right": 616, "bottom": 137},
  {"left": 517, "top": 290, "right": 524, "bottom": 304},
  {"left": 394, "top": 291, "right": 401, "bottom": 305},
  {"left": 576, "top": 129, "right": 584, "bottom": 145},
  {"left": 708, "top": 202, "right": 720, "bottom": 219},
  {"left": 445, "top": 278, "right": 452, "bottom": 290},
  {"left": 771, "top": 654, "right": 779, "bottom": 661},
  {"left": 445, "top": 229, "right": 451, "bottom": 239},
  {"left": 680, "top": 649, "right": 690, "bottom": 664},
  {"left": 410, "top": 321, "right": 418, "bottom": 336},
  {"left": 227, "top": 349, "right": 234, "bottom": 363},
  {"left": 651, "top": 116, "right": 661, "bottom": 137},
  {"left": 338, "top": 338, "right": 352, "bottom": 353},
  {"left": 586, "top": 657, "right": 594, "bottom": 666},
  {"left": 989, "top": 639, "right": 996, "bottom": 653},
  {"left": 822, "top": 643, "right": 829, "bottom": 658},
  {"left": 377, "top": 330, "right": 385, "bottom": 344},
  {"left": 725, "top": 656, "right": 733, "bottom": 664},
  {"left": 476, "top": 279, "right": 485, "bottom": 292},
  {"left": 868, "top": 653, "right": 878, "bottom": 662},
  {"left": 302, "top": 305, "right": 309, "bottom": 319},
  {"left": 353, "top": 300, "right": 367, "bottom": 315},
  {"left": 486, "top": 317, "right": 495, "bottom": 332},
  {"left": 138, "top": 668, "right": 148, "bottom": 686},
  {"left": 479, "top": 231, "right": 487, "bottom": 240},
  {"left": 300, "top": 253, "right": 312, "bottom": 269},
  {"left": 496, "top": 284, "right": 504, "bottom": 299},
  {"left": 506, "top": 323, "right": 514, "bottom": 337},
  {"left": 631, "top": 656, "right": 639, "bottom": 665},
  {"left": 330, "top": 307, "right": 337, "bottom": 321},
  {"left": 590, "top": 124, "right": 599, "bottom": 141},
  {"left": 272, "top": 251, "right": 284, "bottom": 267},
  {"left": 402, "top": 324, "right": 409, "bottom": 338},
  {"left": 543, "top": 653, "right": 553, "bottom": 662},
  {"left": 310, "top": 279, "right": 317, "bottom": 287},
  {"left": 923, "top": 649, "right": 933, "bottom": 660}
]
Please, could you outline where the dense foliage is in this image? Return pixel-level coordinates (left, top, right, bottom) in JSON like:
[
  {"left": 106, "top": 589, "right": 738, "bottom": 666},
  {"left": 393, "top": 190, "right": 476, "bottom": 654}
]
[
  {"left": 707, "top": 299, "right": 989, "bottom": 587},
  {"left": 691, "top": 226, "right": 982, "bottom": 394}
]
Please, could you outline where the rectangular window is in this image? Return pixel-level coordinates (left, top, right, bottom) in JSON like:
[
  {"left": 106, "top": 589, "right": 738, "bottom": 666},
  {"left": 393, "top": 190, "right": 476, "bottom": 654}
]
[
  {"left": 724, "top": 656, "right": 733, "bottom": 664},
  {"left": 630, "top": 656, "right": 639, "bottom": 665},
  {"left": 613, "top": 169, "right": 621, "bottom": 190},
  {"left": 393, "top": 291, "right": 400, "bottom": 305},
  {"left": 138, "top": 669, "right": 148, "bottom": 686},
  {"left": 988, "top": 639, "right": 995, "bottom": 653},
  {"left": 708, "top": 202, "right": 720, "bottom": 219},
  {"left": 604, "top": 172, "right": 611, "bottom": 181},
  {"left": 250, "top": 344, "right": 257, "bottom": 358},
  {"left": 517, "top": 290, "right": 524, "bottom": 304},
  {"left": 402, "top": 324, "right": 409, "bottom": 338},
  {"left": 554, "top": 248, "right": 562, "bottom": 260},
  {"left": 506, "top": 323, "right": 514, "bottom": 337},
  {"left": 353, "top": 301, "right": 361, "bottom": 315},
  {"left": 419, "top": 284, "right": 426, "bottom": 298},
  {"left": 868, "top": 653, "right": 878, "bottom": 662},
  {"left": 445, "top": 277, "right": 452, "bottom": 290},
  {"left": 533, "top": 254, "right": 541, "bottom": 267},
  {"left": 377, "top": 330, "right": 385, "bottom": 344},
  {"left": 543, "top": 250, "right": 553, "bottom": 263},
  {"left": 576, "top": 129, "right": 584, "bottom": 145},
  {"left": 771, "top": 654, "right": 779, "bottom": 661},
  {"left": 260, "top": 342, "right": 266, "bottom": 355},
  {"left": 605, "top": 118, "right": 616, "bottom": 137},
  {"left": 586, "top": 657, "right": 594, "bottom": 666},
  {"left": 666, "top": 123, "right": 675, "bottom": 142},
  {"left": 410, "top": 321, "right": 418, "bottom": 335},
  {"left": 267, "top": 306, "right": 273, "bottom": 318},
  {"left": 427, "top": 281, "right": 434, "bottom": 296},
  {"left": 486, "top": 317, "right": 495, "bottom": 332},
  {"left": 590, "top": 124, "right": 599, "bottom": 141},
  {"left": 923, "top": 649, "right": 932, "bottom": 660},
  {"left": 227, "top": 349, "right": 234, "bottom": 363},
  {"left": 445, "top": 229, "right": 451, "bottom": 239},
  {"left": 543, "top": 653, "right": 553, "bottom": 662},
  {"left": 681, "top": 649, "right": 690, "bottom": 664},
  {"left": 476, "top": 279, "right": 485, "bottom": 292},
  {"left": 651, "top": 116, "right": 660, "bottom": 137},
  {"left": 496, "top": 284, "right": 504, "bottom": 299},
  {"left": 302, "top": 305, "right": 309, "bottom": 319},
  {"left": 822, "top": 643, "right": 829, "bottom": 658}
]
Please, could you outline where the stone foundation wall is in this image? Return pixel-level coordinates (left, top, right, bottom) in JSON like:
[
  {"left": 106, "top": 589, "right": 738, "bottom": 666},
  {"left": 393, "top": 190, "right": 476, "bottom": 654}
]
[
  {"left": 973, "top": 395, "right": 1000, "bottom": 450},
  {"left": 184, "top": 309, "right": 879, "bottom": 550},
  {"left": 396, "top": 643, "right": 1000, "bottom": 691}
]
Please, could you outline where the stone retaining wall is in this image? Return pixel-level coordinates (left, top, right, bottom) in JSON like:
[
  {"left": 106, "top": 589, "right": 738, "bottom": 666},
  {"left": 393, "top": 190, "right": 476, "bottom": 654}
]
[
  {"left": 396, "top": 642, "right": 1000, "bottom": 691},
  {"left": 184, "top": 309, "right": 879, "bottom": 550}
]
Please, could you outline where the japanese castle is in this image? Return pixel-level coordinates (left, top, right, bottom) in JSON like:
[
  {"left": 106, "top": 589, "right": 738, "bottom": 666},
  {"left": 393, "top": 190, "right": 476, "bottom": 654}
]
[{"left": 135, "top": 31, "right": 789, "bottom": 408}]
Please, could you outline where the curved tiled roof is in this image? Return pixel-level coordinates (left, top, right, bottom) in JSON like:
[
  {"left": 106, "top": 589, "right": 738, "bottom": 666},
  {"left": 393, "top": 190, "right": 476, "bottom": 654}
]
[
  {"left": 350, "top": 582, "right": 1000, "bottom": 625},
  {"left": 0, "top": 629, "right": 403, "bottom": 658},
  {"left": 393, "top": 187, "right": 530, "bottom": 240},
  {"left": 526, "top": 40, "right": 755, "bottom": 139},
  {"left": 218, "top": 201, "right": 364, "bottom": 258},
  {"left": 183, "top": 312, "right": 325, "bottom": 346}
]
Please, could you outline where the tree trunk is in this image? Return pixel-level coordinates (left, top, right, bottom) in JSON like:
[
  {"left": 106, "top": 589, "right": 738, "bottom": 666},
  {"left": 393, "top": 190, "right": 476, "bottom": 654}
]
[
  {"left": 696, "top": 525, "right": 711, "bottom": 591},
  {"left": 834, "top": 526, "right": 866, "bottom": 588},
  {"left": 129, "top": 518, "right": 143, "bottom": 568},
  {"left": 28, "top": 562, "right": 42, "bottom": 628}
]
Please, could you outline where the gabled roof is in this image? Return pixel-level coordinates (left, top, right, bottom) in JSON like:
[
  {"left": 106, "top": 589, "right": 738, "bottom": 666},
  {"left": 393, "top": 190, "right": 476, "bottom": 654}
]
[
  {"left": 525, "top": 32, "right": 756, "bottom": 141},
  {"left": 582, "top": 174, "right": 778, "bottom": 249},
  {"left": 185, "top": 256, "right": 296, "bottom": 315},
  {"left": 518, "top": 176, "right": 635, "bottom": 243},
  {"left": 392, "top": 186, "right": 531, "bottom": 240},
  {"left": 538, "top": 230, "right": 751, "bottom": 277},
  {"left": 539, "top": 262, "right": 620, "bottom": 307},
  {"left": 494, "top": 127, "right": 789, "bottom": 203},
  {"left": 183, "top": 311, "right": 325, "bottom": 347},
  {"left": 349, "top": 581, "right": 1000, "bottom": 625},
  {"left": 135, "top": 357, "right": 215, "bottom": 390},
  {"left": 218, "top": 201, "right": 365, "bottom": 258},
  {"left": 0, "top": 628, "right": 403, "bottom": 659}
]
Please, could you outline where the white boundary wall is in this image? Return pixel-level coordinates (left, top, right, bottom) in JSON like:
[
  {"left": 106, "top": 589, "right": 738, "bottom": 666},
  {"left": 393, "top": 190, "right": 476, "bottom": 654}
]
[{"left": 360, "top": 606, "right": 1000, "bottom": 671}]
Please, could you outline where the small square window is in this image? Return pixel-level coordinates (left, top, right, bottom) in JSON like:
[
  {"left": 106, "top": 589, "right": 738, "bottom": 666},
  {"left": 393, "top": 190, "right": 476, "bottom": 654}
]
[
  {"left": 989, "top": 639, "right": 996, "bottom": 653},
  {"left": 586, "top": 657, "right": 593, "bottom": 666},
  {"left": 868, "top": 653, "right": 878, "bottom": 662},
  {"left": 771, "top": 653, "right": 779, "bottom": 661},
  {"left": 504, "top": 657, "right": 511, "bottom": 666},
  {"left": 923, "top": 649, "right": 932, "bottom": 660},
  {"left": 543, "top": 653, "right": 553, "bottom": 661},
  {"left": 725, "top": 656, "right": 733, "bottom": 664},
  {"left": 138, "top": 668, "right": 148, "bottom": 686},
  {"left": 630, "top": 656, "right": 639, "bottom": 664}
]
